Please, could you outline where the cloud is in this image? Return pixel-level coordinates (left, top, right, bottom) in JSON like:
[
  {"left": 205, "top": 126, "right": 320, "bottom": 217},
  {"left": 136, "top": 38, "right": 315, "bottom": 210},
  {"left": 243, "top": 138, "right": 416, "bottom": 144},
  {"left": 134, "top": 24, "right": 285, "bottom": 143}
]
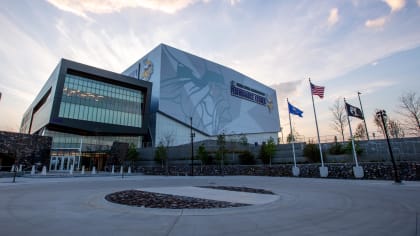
[
  {"left": 46, "top": 0, "right": 200, "bottom": 17},
  {"left": 418, "top": 0, "right": 420, "bottom": 6},
  {"left": 383, "top": 0, "right": 405, "bottom": 12},
  {"left": 229, "top": 0, "right": 241, "bottom": 5},
  {"left": 327, "top": 8, "right": 339, "bottom": 26},
  {"left": 365, "top": 17, "right": 387, "bottom": 28}
]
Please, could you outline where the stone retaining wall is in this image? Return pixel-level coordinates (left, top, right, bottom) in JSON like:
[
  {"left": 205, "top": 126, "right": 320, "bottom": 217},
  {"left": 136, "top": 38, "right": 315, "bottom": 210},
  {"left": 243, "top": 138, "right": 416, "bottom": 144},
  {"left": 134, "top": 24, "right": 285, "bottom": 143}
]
[{"left": 134, "top": 162, "right": 419, "bottom": 181}]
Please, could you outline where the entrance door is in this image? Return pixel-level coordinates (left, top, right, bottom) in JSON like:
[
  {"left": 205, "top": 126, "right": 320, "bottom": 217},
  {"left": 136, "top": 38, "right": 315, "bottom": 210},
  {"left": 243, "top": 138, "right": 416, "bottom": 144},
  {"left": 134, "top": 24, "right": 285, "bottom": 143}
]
[{"left": 49, "top": 156, "right": 75, "bottom": 171}]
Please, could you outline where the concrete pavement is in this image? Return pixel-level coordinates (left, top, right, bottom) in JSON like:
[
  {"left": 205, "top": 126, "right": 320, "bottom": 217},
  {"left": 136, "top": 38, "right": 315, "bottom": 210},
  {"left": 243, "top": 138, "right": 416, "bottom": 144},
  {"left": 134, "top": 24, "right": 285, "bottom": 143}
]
[{"left": 0, "top": 175, "right": 419, "bottom": 235}]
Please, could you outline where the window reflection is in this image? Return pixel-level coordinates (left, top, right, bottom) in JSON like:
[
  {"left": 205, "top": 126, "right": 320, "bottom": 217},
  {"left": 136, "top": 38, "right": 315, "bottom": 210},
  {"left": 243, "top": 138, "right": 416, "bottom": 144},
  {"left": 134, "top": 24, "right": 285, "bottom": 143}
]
[{"left": 58, "top": 74, "right": 144, "bottom": 127}]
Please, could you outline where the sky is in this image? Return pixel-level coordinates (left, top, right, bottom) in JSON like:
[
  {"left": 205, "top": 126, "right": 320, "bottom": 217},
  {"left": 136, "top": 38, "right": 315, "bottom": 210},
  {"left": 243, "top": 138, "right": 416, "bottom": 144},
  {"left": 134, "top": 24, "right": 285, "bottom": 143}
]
[{"left": 0, "top": 0, "right": 419, "bottom": 142}]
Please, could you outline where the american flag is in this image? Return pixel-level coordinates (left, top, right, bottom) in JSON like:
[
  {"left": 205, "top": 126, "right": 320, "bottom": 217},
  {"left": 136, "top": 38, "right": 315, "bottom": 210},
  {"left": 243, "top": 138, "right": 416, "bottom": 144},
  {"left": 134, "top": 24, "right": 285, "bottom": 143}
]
[{"left": 310, "top": 82, "right": 325, "bottom": 99}]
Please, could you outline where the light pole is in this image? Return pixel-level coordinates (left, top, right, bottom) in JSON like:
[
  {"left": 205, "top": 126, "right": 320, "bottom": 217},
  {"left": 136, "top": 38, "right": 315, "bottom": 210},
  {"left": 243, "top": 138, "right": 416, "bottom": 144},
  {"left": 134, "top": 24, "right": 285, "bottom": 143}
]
[
  {"left": 376, "top": 110, "right": 401, "bottom": 183},
  {"left": 190, "top": 117, "right": 195, "bottom": 176}
]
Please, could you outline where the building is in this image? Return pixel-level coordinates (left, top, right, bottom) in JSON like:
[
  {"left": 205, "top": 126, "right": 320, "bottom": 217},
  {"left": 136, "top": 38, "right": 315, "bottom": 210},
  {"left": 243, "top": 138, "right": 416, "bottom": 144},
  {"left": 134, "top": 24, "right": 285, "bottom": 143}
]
[
  {"left": 21, "top": 44, "right": 280, "bottom": 171},
  {"left": 123, "top": 44, "right": 280, "bottom": 147},
  {"left": 20, "top": 59, "right": 151, "bottom": 171}
]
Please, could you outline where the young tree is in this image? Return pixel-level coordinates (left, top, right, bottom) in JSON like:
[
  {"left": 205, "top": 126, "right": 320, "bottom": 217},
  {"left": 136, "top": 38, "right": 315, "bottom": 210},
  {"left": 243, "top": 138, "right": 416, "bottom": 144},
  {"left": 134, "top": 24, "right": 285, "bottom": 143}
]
[
  {"left": 330, "top": 98, "right": 347, "bottom": 141},
  {"left": 154, "top": 142, "right": 167, "bottom": 168},
  {"left": 160, "top": 131, "right": 174, "bottom": 175},
  {"left": 399, "top": 91, "right": 420, "bottom": 136},
  {"left": 286, "top": 125, "right": 300, "bottom": 143},
  {"left": 126, "top": 143, "right": 139, "bottom": 166},
  {"left": 388, "top": 119, "right": 405, "bottom": 138},
  {"left": 197, "top": 144, "right": 210, "bottom": 165},
  {"left": 217, "top": 133, "right": 226, "bottom": 168},
  {"left": 266, "top": 137, "right": 276, "bottom": 166},
  {"left": 354, "top": 123, "right": 366, "bottom": 140},
  {"left": 238, "top": 134, "right": 248, "bottom": 146}
]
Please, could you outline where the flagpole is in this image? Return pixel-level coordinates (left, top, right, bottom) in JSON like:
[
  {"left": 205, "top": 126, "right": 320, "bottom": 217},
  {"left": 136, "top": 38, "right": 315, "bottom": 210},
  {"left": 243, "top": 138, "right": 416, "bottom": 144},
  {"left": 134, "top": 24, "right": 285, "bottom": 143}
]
[
  {"left": 357, "top": 91, "right": 369, "bottom": 140},
  {"left": 309, "top": 78, "right": 325, "bottom": 167},
  {"left": 287, "top": 98, "right": 297, "bottom": 168},
  {"left": 344, "top": 98, "right": 359, "bottom": 167}
]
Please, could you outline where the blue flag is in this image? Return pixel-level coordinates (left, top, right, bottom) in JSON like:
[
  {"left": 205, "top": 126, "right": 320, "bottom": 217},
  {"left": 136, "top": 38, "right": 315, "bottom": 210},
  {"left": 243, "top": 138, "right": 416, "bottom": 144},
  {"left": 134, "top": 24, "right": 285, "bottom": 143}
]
[{"left": 288, "top": 102, "right": 303, "bottom": 117}]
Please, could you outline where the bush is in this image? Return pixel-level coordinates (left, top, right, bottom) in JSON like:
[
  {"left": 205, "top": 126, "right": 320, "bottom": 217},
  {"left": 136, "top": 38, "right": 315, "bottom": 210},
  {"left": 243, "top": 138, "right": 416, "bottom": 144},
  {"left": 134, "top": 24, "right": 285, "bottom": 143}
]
[
  {"left": 238, "top": 151, "right": 255, "bottom": 165},
  {"left": 259, "top": 143, "right": 270, "bottom": 164},
  {"left": 197, "top": 144, "right": 212, "bottom": 165},
  {"left": 329, "top": 142, "right": 345, "bottom": 155},
  {"left": 344, "top": 140, "right": 363, "bottom": 155},
  {"left": 154, "top": 142, "right": 167, "bottom": 164},
  {"left": 303, "top": 143, "right": 322, "bottom": 163}
]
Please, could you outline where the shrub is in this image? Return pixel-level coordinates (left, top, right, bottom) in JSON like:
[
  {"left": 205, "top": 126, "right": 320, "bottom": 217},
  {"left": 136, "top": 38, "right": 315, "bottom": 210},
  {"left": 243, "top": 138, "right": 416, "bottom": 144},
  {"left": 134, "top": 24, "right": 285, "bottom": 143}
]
[
  {"left": 344, "top": 140, "right": 363, "bottom": 155},
  {"left": 259, "top": 138, "right": 276, "bottom": 165},
  {"left": 197, "top": 144, "right": 212, "bottom": 165},
  {"left": 303, "top": 143, "right": 321, "bottom": 163},
  {"left": 238, "top": 151, "right": 255, "bottom": 165},
  {"left": 328, "top": 142, "right": 345, "bottom": 155},
  {"left": 154, "top": 142, "right": 167, "bottom": 164}
]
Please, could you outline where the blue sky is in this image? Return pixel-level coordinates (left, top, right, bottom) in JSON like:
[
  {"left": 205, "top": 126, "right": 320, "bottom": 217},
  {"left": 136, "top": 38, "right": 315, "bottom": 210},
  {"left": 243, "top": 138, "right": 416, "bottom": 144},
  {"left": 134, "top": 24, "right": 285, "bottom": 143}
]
[{"left": 0, "top": 0, "right": 419, "bottom": 141}]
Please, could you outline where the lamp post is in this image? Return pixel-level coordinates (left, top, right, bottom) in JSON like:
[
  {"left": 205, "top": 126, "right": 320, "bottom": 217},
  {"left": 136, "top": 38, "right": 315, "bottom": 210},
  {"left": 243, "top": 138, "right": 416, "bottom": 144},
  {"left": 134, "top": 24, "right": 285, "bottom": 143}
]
[
  {"left": 190, "top": 117, "right": 195, "bottom": 176},
  {"left": 376, "top": 110, "right": 401, "bottom": 183}
]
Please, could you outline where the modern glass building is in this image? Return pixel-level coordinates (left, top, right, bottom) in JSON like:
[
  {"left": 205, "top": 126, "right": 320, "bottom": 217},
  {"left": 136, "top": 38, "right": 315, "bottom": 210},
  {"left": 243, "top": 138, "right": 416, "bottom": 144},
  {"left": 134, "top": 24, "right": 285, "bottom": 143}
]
[
  {"left": 20, "top": 59, "right": 151, "bottom": 171},
  {"left": 123, "top": 44, "right": 281, "bottom": 147},
  {"left": 21, "top": 44, "right": 280, "bottom": 171}
]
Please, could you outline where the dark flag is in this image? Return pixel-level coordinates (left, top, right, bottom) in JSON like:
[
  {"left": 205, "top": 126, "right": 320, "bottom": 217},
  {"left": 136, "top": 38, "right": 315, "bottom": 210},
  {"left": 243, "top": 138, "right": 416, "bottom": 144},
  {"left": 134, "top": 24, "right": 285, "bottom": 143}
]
[
  {"left": 288, "top": 102, "right": 303, "bottom": 117},
  {"left": 310, "top": 82, "right": 325, "bottom": 98},
  {"left": 345, "top": 102, "right": 364, "bottom": 119}
]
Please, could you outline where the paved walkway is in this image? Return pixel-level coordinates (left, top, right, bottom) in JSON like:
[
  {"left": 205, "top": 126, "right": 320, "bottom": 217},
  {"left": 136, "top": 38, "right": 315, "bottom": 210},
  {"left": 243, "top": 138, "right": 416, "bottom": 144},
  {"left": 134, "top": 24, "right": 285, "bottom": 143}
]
[{"left": 1, "top": 175, "right": 419, "bottom": 236}]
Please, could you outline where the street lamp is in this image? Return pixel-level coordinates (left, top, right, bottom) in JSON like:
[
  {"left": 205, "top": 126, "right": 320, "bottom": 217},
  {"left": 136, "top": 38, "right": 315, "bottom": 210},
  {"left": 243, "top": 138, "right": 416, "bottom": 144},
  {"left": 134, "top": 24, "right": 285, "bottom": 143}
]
[
  {"left": 190, "top": 117, "right": 195, "bottom": 176},
  {"left": 376, "top": 110, "right": 401, "bottom": 183}
]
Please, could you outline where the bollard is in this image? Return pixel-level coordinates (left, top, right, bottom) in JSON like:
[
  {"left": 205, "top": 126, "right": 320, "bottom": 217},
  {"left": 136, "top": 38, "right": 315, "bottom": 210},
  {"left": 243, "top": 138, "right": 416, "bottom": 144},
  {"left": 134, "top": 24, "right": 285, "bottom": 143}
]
[
  {"left": 81, "top": 165, "right": 85, "bottom": 175},
  {"left": 128, "top": 166, "right": 131, "bottom": 174},
  {"left": 69, "top": 164, "right": 74, "bottom": 175},
  {"left": 120, "top": 166, "right": 123, "bottom": 175},
  {"left": 41, "top": 166, "right": 47, "bottom": 175},
  {"left": 31, "top": 165, "right": 35, "bottom": 175},
  {"left": 112, "top": 165, "right": 115, "bottom": 174},
  {"left": 92, "top": 166, "right": 96, "bottom": 175},
  {"left": 19, "top": 164, "right": 23, "bottom": 172}
]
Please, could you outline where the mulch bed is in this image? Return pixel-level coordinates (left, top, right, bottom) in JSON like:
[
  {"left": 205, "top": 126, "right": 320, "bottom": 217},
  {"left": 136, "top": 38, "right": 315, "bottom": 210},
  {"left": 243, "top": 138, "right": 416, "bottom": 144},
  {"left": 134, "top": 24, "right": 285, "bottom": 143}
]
[
  {"left": 197, "top": 186, "right": 275, "bottom": 195},
  {"left": 105, "top": 190, "right": 249, "bottom": 209},
  {"left": 105, "top": 186, "right": 275, "bottom": 209}
]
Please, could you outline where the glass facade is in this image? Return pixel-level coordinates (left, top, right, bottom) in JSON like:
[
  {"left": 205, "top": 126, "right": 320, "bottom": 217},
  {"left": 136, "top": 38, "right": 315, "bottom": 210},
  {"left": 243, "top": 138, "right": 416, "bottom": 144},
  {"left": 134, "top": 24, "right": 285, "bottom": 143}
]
[{"left": 58, "top": 73, "right": 144, "bottom": 127}]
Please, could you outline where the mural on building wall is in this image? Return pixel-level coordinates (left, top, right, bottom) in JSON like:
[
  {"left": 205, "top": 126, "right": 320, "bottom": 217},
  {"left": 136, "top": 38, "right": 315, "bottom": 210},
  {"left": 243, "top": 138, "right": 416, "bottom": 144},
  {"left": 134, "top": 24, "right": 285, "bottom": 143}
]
[{"left": 160, "top": 46, "right": 232, "bottom": 135}]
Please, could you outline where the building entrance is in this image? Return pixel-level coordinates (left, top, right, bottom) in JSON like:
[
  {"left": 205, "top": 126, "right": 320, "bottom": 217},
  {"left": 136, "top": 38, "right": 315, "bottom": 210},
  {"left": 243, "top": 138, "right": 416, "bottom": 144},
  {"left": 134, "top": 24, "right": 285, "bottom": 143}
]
[
  {"left": 50, "top": 148, "right": 81, "bottom": 171},
  {"left": 50, "top": 156, "right": 76, "bottom": 171}
]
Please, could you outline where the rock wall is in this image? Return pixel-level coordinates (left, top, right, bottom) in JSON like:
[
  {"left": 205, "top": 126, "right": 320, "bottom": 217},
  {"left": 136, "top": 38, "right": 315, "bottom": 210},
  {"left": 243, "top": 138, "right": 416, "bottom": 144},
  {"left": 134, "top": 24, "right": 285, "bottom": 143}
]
[
  {"left": 0, "top": 131, "right": 52, "bottom": 171},
  {"left": 134, "top": 162, "right": 419, "bottom": 181}
]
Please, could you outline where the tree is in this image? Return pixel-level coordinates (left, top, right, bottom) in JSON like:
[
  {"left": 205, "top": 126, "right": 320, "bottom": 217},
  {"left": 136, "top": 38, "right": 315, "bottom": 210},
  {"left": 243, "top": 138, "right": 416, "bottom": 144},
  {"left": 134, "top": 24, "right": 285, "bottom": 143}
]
[
  {"left": 154, "top": 142, "right": 167, "bottom": 168},
  {"left": 399, "top": 91, "right": 420, "bottom": 136},
  {"left": 330, "top": 98, "right": 347, "bottom": 142},
  {"left": 217, "top": 133, "right": 226, "bottom": 168},
  {"left": 259, "top": 137, "right": 276, "bottom": 166},
  {"left": 286, "top": 125, "right": 300, "bottom": 143},
  {"left": 238, "top": 134, "right": 248, "bottom": 146},
  {"left": 160, "top": 131, "right": 174, "bottom": 175},
  {"left": 388, "top": 119, "right": 405, "bottom": 138},
  {"left": 354, "top": 123, "right": 366, "bottom": 140},
  {"left": 197, "top": 144, "right": 211, "bottom": 165},
  {"left": 238, "top": 151, "right": 255, "bottom": 165},
  {"left": 126, "top": 143, "right": 139, "bottom": 166},
  {"left": 303, "top": 142, "right": 321, "bottom": 163},
  {"left": 266, "top": 137, "right": 276, "bottom": 166}
]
